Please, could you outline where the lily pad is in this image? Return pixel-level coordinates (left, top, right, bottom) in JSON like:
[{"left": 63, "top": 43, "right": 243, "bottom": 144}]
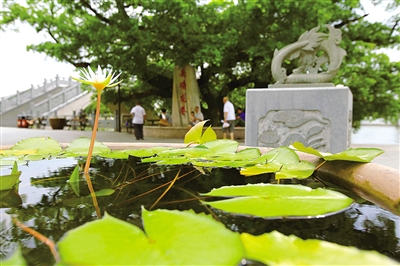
[
  {"left": 291, "top": 142, "right": 384, "bottom": 162},
  {"left": 9, "top": 137, "right": 62, "bottom": 155},
  {"left": 63, "top": 137, "right": 111, "bottom": 157},
  {"left": 240, "top": 231, "right": 397, "bottom": 265},
  {"left": 202, "top": 184, "right": 353, "bottom": 218},
  {"left": 58, "top": 209, "right": 244, "bottom": 265}
]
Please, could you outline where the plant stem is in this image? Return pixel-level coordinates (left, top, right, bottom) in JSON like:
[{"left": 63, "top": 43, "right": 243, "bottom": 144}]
[
  {"left": 85, "top": 173, "right": 102, "bottom": 218},
  {"left": 84, "top": 94, "right": 101, "bottom": 174},
  {"left": 13, "top": 217, "right": 60, "bottom": 263},
  {"left": 83, "top": 93, "right": 102, "bottom": 218}
]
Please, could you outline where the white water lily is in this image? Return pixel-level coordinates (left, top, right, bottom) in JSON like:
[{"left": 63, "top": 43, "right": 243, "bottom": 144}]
[{"left": 71, "top": 65, "right": 122, "bottom": 93}]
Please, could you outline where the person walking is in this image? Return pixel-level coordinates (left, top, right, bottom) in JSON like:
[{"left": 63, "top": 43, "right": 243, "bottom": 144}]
[
  {"left": 130, "top": 102, "right": 146, "bottom": 140},
  {"left": 222, "top": 96, "right": 235, "bottom": 140}
]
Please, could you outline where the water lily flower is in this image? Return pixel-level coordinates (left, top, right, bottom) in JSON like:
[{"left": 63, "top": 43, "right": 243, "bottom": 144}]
[
  {"left": 71, "top": 65, "right": 122, "bottom": 93},
  {"left": 71, "top": 65, "right": 122, "bottom": 178}
]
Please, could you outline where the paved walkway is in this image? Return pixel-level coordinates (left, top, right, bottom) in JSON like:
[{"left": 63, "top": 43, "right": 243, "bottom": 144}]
[{"left": 1, "top": 126, "right": 398, "bottom": 170}]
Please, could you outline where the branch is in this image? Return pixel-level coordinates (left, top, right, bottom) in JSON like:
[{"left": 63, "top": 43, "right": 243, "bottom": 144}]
[
  {"left": 80, "top": 0, "right": 110, "bottom": 24},
  {"left": 334, "top": 14, "right": 369, "bottom": 28}
]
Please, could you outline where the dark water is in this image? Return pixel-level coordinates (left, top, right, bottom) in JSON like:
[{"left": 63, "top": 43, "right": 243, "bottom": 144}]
[{"left": 1, "top": 157, "right": 399, "bottom": 265}]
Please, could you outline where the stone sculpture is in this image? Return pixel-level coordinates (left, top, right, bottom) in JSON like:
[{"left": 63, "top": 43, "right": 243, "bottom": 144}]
[{"left": 271, "top": 25, "right": 346, "bottom": 84}]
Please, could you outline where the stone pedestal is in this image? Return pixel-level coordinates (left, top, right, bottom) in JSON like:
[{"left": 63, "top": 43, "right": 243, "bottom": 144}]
[{"left": 245, "top": 86, "right": 352, "bottom": 153}]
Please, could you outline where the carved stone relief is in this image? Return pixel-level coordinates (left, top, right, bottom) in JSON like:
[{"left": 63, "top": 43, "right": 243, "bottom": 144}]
[{"left": 258, "top": 110, "right": 331, "bottom": 152}]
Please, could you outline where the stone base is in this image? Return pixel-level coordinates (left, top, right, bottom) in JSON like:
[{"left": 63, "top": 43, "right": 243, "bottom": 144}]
[
  {"left": 143, "top": 126, "right": 245, "bottom": 140},
  {"left": 245, "top": 86, "right": 352, "bottom": 153}
]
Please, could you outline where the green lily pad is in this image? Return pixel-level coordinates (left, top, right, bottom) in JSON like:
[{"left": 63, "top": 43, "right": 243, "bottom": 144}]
[
  {"left": 202, "top": 184, "right": 353, "bottom": 218},
  {"left": 275, "top": 160, "right": 315, "bottom": 180},
  {"left": 9, "top": 137, "right": 62, "bottom": 155},
  {"left": 58, "top": 209, "right": 244, "bottom": 265},
  {"left": 101, "top": 150, "right": 130, "bottom": 159},
  {"left": 291, "top": 142, "right": 384, "bottom": 162},
  {"left": 323, "top": 148, "right": 385, "bottom": 162},
  {"left": 200, "top": 139, "right": 239, "bottom": 153},
  {"left": 124, "top": 147, "right": 171, "bottom": 158},
  {"left": 63, "top": 137, "right": 111, "bottom": 157},
  {"left": 240, "top": 231, "right": 397, "bottom": 265}
]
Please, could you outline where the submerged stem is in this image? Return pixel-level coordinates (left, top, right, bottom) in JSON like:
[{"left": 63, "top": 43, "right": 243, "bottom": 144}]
[
  {"left": 84, "top": 173, "right": 102, "bottom": 218},
  {"left": 150, "top": 168, "right": 182, "bottom": 210},
  {"left": 12, "top": 217, "right": 60, "bottom": 263}
]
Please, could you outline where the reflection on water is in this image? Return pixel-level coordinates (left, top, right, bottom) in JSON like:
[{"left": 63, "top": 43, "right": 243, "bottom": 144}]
[
  {"left": 1, "top": 158, "right": 399, "bottom": 265},
  {"left": 352, "top": 125, "right": 399, "bottom": 144}
]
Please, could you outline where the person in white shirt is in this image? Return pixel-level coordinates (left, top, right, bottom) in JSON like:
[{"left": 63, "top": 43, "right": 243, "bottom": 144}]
[
  {"left": 222, "top": 96, "right": 235, "bottom": 140},
  {"left": 130, "top": 102, "right": 146, "bottom": 140}
]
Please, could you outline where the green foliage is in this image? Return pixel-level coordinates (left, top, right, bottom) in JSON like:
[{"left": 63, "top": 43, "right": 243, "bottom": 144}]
[
  {"left": 292, "top": 141, "right": 384, "bottom": 162},
  {"left": 202, "top": 184, "right": 354, "bottom": 218},
  {"left": 0, "top": 123, "right": 394, "bottom": 265},
  {"left": 55, "top": 209, "right": 396, "bottom": 265},
  {"left": 58, "top": 209, "right": 244, "bottom": 265},
  {"left": 183, "top": 120, "right": 217, "bottom": 144},
  {"left": 1, "top": 0, "right": 399, "bottom": 126},
  {"left": 67, "top": 165, "right": 80, "bottom": 196},
  {"left": 241, "top": 231, "right": 397, "bottom": 265},
  {"left": 0, "top": 161, "right": 20, "bottom": 191}
]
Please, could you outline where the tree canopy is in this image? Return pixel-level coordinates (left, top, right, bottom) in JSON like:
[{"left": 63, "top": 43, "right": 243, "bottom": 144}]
[{"left": 1, "top": 0, "right": 399, "bottom": 127}]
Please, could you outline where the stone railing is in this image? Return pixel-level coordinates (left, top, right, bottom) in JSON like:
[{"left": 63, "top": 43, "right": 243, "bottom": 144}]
[
  {"left": 37, "top": 84, "right": 85, "bottom": 118},
  {"left": 0, "top": 76, "right": 78, "bottom": 114}
]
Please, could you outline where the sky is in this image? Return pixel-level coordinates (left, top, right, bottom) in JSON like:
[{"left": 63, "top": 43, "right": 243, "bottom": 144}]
[{"left": 0, "top": 0, "right": 398, "bottom": 99}]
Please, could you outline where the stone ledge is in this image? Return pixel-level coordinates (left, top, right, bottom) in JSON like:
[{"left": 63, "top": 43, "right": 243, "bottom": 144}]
[{"left": 143, "top": 126, "right": 245, "bottom": 140}]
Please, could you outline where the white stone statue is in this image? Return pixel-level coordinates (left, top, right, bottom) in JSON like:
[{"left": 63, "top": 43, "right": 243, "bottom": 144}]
[{"left": 271, "top": 25, "right": 346, "bottom": 84}]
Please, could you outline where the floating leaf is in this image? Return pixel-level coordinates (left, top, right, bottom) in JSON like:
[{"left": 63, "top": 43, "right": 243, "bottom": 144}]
[
  {"left": 275, "top": 160, "right": 315, "bottom": 180},
  {"left": 201, "top": 139, "right": 239, "bottom": 153},
  {"left": 64, "top": 137, "right": 111, "bottom": 157},
  {"left": 240, "top": 162, "right": 282, "bottom": 176},
  {"left": 101, "top": 150, "right": 130, "bottom": 159},
  {"left": 58, "top": 209, "right": 244, "bottom": 265},
  {"left": 7, "top": 137, "right": 62, "bottom": 160},
  {"left": 240, "top": 231, "right": 397, "bottom": 265},
  {"left": 124, "top": 147, "right": 171, "bottom": 158},
  {"left": 202, "top": 184, "right": 353, "bottom": 218},
  {"left": 291, "top": 141, "right": 330, "bottom": 157},
  {"left": 323, "top": 148, "right": 385, "bottom": 162},
  {"left": 291, "top": 142, "right": 384, "bottom": 162}
]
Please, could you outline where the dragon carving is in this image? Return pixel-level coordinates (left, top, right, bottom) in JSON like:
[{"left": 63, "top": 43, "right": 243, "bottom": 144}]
[{"left": 271, "top": 25, "right": 346, "bottom": 84}]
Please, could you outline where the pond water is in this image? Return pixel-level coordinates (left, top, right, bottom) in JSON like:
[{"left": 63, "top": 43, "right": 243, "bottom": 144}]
[{"left": 1, "top": 157, "right": 400, "bottom": 265}]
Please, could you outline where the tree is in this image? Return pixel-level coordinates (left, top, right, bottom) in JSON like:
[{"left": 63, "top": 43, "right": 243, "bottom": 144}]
[{"left": 1, "top": 0, "right": 399, "bottom": 128}]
